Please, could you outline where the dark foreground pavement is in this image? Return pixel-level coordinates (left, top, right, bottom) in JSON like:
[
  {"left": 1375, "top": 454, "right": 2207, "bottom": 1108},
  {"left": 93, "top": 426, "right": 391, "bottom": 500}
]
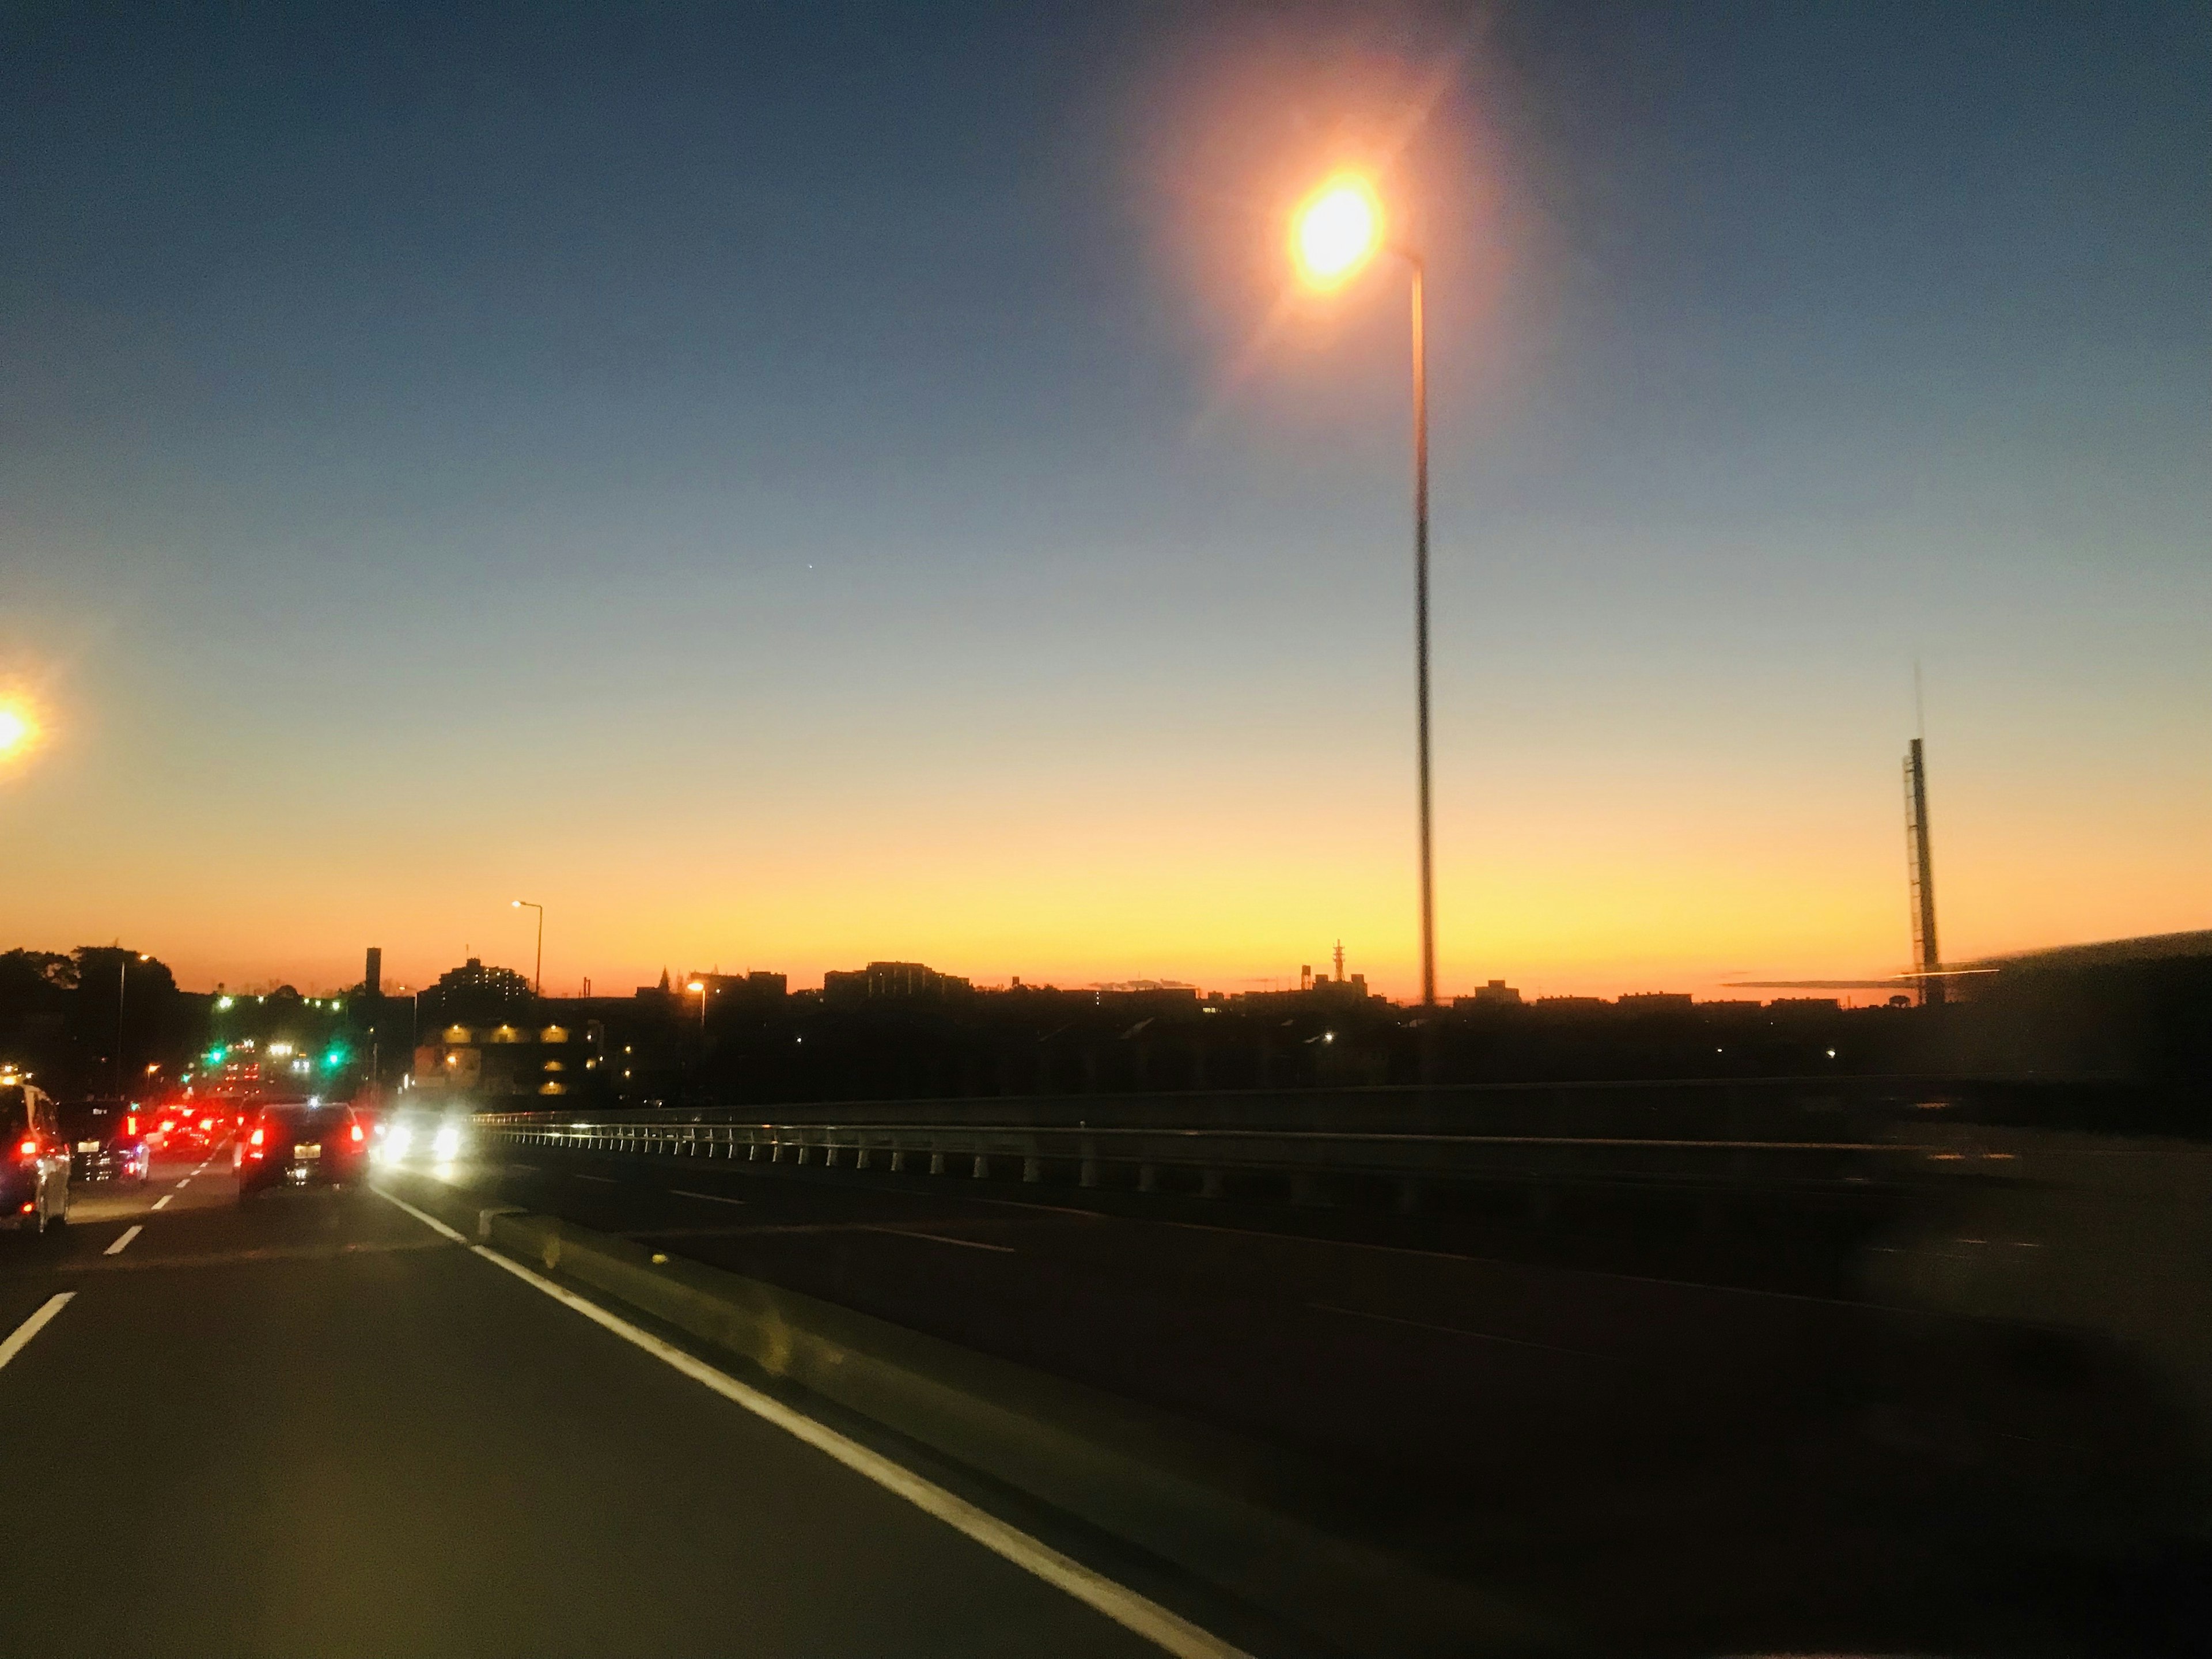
[
  {"left": 425, "top": 1138, "right": 2212, "bottom": 1658},
  {"left": 0, "top": 1155, "right": 1180, "bottom": 1659}
]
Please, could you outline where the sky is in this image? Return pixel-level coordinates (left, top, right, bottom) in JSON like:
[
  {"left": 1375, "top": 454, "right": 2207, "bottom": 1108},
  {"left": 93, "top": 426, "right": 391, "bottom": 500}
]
[{"left": 2, "top": 1, "right": 2206, "bottom": 1001}]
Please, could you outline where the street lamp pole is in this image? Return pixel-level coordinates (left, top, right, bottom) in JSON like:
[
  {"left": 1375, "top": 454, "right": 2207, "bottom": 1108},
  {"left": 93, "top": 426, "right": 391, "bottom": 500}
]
[
  {"left": 512, "top": 900, "right": 544, "bottom": 997},
  {"left": 1408, "top": 254, "right": 1435, "bottom": 1010},
  {"left": 115, "top": 951, "right": 150, "bottom": 1096},
  {"left": 1291, "top": 177, "right": 1440, "bottom": 1006}
]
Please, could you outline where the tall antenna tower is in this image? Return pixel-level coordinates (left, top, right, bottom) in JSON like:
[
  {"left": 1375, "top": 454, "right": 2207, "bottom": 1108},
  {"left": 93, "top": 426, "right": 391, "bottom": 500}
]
[{"left": 1903, "top": 736, "right": 1942, "bottom": 1006}]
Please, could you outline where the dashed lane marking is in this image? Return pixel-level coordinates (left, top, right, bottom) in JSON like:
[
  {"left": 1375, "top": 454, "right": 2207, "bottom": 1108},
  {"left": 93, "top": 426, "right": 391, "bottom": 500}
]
[
  {"left": 1306, "top": 1301, "right": 1618, "bottom": 1362},
  {"left": 151, "top": 1195, "right": 173, "bottom": 1211},
  {"left": 866, "top": 1226, "right": 1016, "bottom": 1254},
  {"left": 669, "top": 1189, "right": 747, "bottom": 1206},
  {"left": 104, "top": 1225, "right": 143, "bottom": 1257}
]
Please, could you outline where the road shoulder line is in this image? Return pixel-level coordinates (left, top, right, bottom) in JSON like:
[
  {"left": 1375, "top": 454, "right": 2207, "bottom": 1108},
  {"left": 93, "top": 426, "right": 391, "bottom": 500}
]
[{"left": 0, "top": 1292, "right": 75, "bottom": 1370}]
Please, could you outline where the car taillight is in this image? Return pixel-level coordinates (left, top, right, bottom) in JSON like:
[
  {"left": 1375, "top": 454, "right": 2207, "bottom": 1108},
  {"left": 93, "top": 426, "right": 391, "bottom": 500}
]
[
  {"left": 249, "top": 1127, "right": 264, "bottom": 1147},
  {"left": 160, "top": 1120, "right": 175, "bottom": 1133},
  {"left": 199, "top": 1118, "right": 212, "bottom": 1130},
  {"left": 350, "top": 1124, "right": 365, "bottom": 1143},
  {"left": 14, "top": 1137, "right": 36, "bottom": 1160},
  {"left": 126, "top": 1115, "right": 137, "bottom": 1135}
]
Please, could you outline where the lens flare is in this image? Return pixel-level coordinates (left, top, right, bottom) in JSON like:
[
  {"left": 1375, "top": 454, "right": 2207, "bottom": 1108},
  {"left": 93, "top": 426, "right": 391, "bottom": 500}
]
[{"left": 1294, "top": 178, "right": 1381, "bottom": 286}]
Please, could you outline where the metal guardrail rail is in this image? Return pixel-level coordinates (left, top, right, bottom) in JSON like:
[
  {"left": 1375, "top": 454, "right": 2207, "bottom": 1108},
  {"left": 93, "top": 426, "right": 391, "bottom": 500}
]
[{"left": 442, "top": 1078, "right": 2031, "bottom": 1206}]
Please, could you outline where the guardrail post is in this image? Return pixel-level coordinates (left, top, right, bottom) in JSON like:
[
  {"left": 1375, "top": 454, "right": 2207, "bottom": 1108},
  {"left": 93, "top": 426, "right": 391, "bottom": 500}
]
[
  {"left": 889, "top": 1146, "right": 907, "bottom": 1173},
  {"left": 929, "top": 1150, "right": 946, "bottom": 1176},
  {"left": 972, "top": 1154, "right": 990, "bottom": 1180},
  {"left": 1022, "top": 1155, "right": 1042, "bottom": 1184}
]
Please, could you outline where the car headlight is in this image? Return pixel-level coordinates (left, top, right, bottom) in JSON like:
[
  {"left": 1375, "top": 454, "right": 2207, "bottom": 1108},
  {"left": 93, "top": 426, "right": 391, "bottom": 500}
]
[
  {"left": 431, "top": 1124, "right": 463, "bottom": 1160},
  {"left": 384, "top": 1124, "right": 412, "bottom": 1161}
]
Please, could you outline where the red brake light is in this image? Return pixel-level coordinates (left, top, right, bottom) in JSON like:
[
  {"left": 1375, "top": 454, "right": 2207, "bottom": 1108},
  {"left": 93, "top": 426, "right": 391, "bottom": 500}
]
[
  {"left": 248, "top": 1127, "right": 265, "bottom": 1147},
  {"left": 199, "top": 1117, "right": 212, "bottom": 1130},
  {"left": 126, "top": 1115, "right": 137, "bottom": 1135},
  {"left": 160, "top": 1120, "right": 175, "bottom": 1133},
  {"left": 350, "top": 1124, "right": 365, "bottom": 1144},
  {"left": 14, "top": 1137, "right": 36, "bottom": 1160}
]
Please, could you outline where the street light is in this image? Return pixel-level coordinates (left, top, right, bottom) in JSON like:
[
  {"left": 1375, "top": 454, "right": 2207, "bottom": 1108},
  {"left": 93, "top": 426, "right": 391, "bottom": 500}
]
[
  {"left": 1291, "top": 173, "right": 1438, "bottom": 1007},
  {"left": 0, "top": 703, "right": 36, "bottom": 759},
  {"left": 687, "top": 979, "right": 707, "bottom": 1038},
  {"left": 511, "top": 899, "right": 544, "bottom": 996}
]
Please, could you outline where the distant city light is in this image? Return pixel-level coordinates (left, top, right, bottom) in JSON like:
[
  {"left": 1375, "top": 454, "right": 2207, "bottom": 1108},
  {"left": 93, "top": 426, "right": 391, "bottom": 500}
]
[{"left": 215, "top": 995, "right": 234, "bottom": 1010}]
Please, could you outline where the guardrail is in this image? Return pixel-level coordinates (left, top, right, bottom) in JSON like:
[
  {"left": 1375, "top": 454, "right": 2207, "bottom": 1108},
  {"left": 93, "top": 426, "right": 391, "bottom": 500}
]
[{"left": 438, "top": 1077, "right": 2043, "bottom": 1210}]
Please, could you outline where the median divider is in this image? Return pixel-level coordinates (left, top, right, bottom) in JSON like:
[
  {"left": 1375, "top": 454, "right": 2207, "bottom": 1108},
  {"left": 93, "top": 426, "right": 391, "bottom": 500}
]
[{"left": 377, "top": 1165, "right": 1552, "bottom": 1657}]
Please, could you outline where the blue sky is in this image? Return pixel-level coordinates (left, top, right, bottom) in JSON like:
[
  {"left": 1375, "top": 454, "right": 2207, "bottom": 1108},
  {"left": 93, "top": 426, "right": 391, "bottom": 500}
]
[{"left": 3, "top": 2, "right": 2206, "bottom": 997}]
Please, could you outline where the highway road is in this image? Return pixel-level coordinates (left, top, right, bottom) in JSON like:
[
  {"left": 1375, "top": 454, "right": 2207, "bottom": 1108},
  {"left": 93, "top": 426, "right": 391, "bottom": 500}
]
[
  {"left": 0, "top": 1152, "right": 1236, "bottom": 1659},
  {"left": 433, "top": 1137, "right": 2209, "bottom": 1658},
  {"left": 4, "top": 1141, "right": 2199, "bottom": 1657}
]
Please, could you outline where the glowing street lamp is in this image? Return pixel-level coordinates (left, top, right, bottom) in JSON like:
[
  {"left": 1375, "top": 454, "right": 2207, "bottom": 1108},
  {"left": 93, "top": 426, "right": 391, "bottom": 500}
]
[
  {"left": 686, "top": 979, "right": 708, "bottom": 1038},
  {"left": 1292, "top": 176, "right": 1382, "bottom": 287},
  {"left": 1291, "top": 173, "right": 1439, "bottom": 1007},
  {"left": 0, "top": 703, "right": 38, "bottom": 763}
]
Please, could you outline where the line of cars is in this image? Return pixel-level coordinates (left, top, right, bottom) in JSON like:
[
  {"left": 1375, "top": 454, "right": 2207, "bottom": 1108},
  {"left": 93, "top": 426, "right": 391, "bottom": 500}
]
[{"left": 5, "top": 1077, "right": 384, "bottom": 1232}]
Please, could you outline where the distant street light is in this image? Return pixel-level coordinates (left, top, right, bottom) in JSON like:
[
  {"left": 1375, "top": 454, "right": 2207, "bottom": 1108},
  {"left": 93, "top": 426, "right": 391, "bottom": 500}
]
[
  {"left": 1291, "top": 173, "right": 1439, "bottom": 1007},
  {"left": 687, "top": 979, "right": 708, "bottom": 1038},
  {"left": 512, "top": 899, "right": 544, "bottom": 996}
]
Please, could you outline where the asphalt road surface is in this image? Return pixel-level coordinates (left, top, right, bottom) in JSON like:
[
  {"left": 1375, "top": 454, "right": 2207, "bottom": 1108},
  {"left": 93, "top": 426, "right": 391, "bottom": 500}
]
[
  {"left": 431, "top": 1138, "right": 2211, "bottom": 1658},
  {"left": 0, "top": 1152, "right": 1209, "bottom": 1659}
]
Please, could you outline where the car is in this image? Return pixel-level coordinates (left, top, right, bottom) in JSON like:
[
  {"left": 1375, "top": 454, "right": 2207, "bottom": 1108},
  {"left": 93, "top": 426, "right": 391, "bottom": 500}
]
[
  {"left": 61, "top": 1098, "right": 153, "bottom": 1186},
  {"left": 234, "top": 1097, "right": 370, "bottom": 1200},
  {"left": 1, "top": 1078, "right": 72, "bottom": 1234},
  {"left": 151, "top": 1105, "right": 222, "bottom": 1158}
]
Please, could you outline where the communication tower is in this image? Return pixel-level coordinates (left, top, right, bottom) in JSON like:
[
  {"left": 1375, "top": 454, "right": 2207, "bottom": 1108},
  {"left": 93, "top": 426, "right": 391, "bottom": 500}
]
[{"left": 1903, "top": 738, "right": 1942, "bottom": 1006}]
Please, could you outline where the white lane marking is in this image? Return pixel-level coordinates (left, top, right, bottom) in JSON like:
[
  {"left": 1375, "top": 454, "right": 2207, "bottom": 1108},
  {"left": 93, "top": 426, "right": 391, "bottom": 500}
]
[
  {"left": 174, "top": 1178, "right": 191, "bottom": 1190},
  {"left": 377, "top": 1191, "right": 469, "bottom": 1245},
  {"left": 867, "top": 1226, "right": 1015, "bottom": 1255},
  {"left": 669, "top": 1189, "right": 746, "bottom": 1206},
  {"left": 573, "top": 1174, "right": 616, "bottom": 1184},
  {"left": 374, "top": 1190, "right": 1244, "bottom": 1659},
  {"left": 151, "top": 1195, "right": 173, "bottom": 1211},
  {"left": 1306, "top": 1301, "right": 1616, "bottom": 1362},
  {"left": 104, "top": 1225, "right": 143, "bottom": 1257},
  {"left": 0, "top": 1293, "right": 75, "bottom": 1372}
]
